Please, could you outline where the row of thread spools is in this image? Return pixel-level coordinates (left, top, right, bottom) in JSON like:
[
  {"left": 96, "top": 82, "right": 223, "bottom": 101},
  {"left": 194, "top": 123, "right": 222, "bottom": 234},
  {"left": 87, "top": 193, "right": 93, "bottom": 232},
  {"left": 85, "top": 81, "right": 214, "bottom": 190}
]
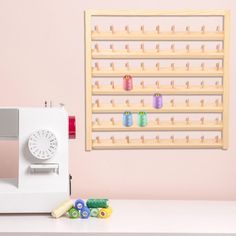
[{"left": 123, "top": 75, "right": 163, "bottom": 127}]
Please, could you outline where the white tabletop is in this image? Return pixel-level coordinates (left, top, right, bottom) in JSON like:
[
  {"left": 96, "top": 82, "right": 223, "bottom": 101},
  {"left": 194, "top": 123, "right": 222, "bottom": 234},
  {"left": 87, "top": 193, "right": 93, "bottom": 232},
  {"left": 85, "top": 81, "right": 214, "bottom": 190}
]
[{"left": 1, "top": 200, "right": 236, "bottom": 236}]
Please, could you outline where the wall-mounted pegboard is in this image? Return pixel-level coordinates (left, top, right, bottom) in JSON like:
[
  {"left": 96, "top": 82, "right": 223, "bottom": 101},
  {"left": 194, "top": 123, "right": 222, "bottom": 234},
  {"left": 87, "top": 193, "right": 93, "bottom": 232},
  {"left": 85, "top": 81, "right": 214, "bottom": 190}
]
[{"left": 85, "top": 10, "right": 230, "bottom": 151}]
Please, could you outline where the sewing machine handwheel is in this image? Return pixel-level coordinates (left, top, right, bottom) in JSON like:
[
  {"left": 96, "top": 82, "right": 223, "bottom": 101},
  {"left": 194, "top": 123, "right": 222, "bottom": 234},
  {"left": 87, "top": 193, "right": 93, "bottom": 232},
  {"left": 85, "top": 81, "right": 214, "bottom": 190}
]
[{"left": 28, "top": 129, "right": 58, "bottom": 160}]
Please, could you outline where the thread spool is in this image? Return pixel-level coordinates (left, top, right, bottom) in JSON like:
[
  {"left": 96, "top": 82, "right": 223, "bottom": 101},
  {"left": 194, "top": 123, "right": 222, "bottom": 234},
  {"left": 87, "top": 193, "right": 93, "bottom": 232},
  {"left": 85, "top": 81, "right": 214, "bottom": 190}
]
[
  {"left": 68, "top": 207, "right": 80, "bottom": 219},
  {"left": 86, "top": 199, "right": 109, "bottom": 208},
  {"left": 90, "top": 208, "right": 99, "bottom": 217},
  {"left": 123, "top": 75, "right": 133, "bottom": 91},
  {"left": 80, "top": 207, "right": 91, "bottom": 219},
  {"left": 99, "top": 207, "right": 112, "bottom": 219},
  {"left": 123, "top": 111, "right": 133, "bottom": 127},
  {"left": 138, "top": 111, "right": 148, "bottom": 127},
  {"left": 74, "top": 199, "right": 85, "bottom": 211},
  {"left": 51, "top": 199, "right": 73, "bottom": 218},
  {"left": 153, "top": 93, "right": 163, "bottom": 109}
]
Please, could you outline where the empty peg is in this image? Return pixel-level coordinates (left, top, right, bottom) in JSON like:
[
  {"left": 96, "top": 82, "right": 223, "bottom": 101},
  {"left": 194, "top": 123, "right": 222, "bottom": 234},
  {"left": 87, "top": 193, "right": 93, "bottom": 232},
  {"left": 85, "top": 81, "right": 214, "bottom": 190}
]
[
  {"left": 186, "top": 26, "right": 190, "bottom": 33},
  {"left": 125, "top": 62, "right": 130, "bottom": 71},
  {"left": 200, "top": 136, "right": 205, "bottom": 143},
  {"left": 171, "top": 25, "right": 175, "bottom": 33},
  {"left": 215, "top": 99, "right": 219, "bottom": 107},
  {"left": 201, "top": 25, "right": 205, "bottom": 34},
  {"left": 155, "top": 80, "right": 160, "bottom": 88},
  {"left": 201, "top": 62, "right": 205, "bottom": 71},
  {"left": 171, "top": 80, "right": 175, "bottom": 89},
  {"left": 215, "top": 117, "right": 219, "bottom": 124},
  {"left": 110, "top": 44, "right": 115, "bottom": 52},
  {"left": 110, "top": 99, "right": 115, "bottom": 107},
  {"left": 156, "top": 118, "right": 160, "bottom": 125},
  {"left": 110, "top": 25, "right": 115, "bottom": 34},
  {"left": 156, "top": 136, "right": 160, "bottom": 143},
  {"left": 110, "top": 136, "right": 115, "bottom": 144},
  {"left": 216, "top": 44, "right": 221, "bottom": 52},
  {"left": 200, "top": 99, "right": 205, "bottom": 107},
  {"left": 156, "top": 62, "right": 160, "bottom": 70},
  {"left": 216, "top": 25, "right": 220, "bottom": 32},
  {"left": 215, "top": 135, "right": 219, "bottom": 143},
  {"left": 125, "top": 25, "right": 130, "bottom": 34},
  {"left": 140, "top": 135, "right": 145, "bottom": 143},
  {"left": 95, "top": 118, "right": 100, "bottom": 125},
  {"left": 140, "top": 43, "right": 145, "bottom": 52},
  {"left": 110, "top": 117, "right": 115, "bottom": 125},
  {"left": 141, "top": 25, "right": 145, "bottom": 33},
  {"left": 110, "top": 62, "right": 115, "bottom": 71},
  {"left": 110, "top": 81, "right": 115, "bottom": 89},
  {"left": 216, "top": 62, "right": 220, "bottom": 71},
  {"left": 156, "top": 25, "right": 160, "bottom": 34},
  {"left": 171, "top": 117, "right": 175, "bottom": 125},
  {"left": 125, "top": 99, "right": 130, "bottom": 107},
  {"left": 94, "top": 44, "right": 99, "bottom": 52},
  {"left": 156, "top": 44, "right": 160, "bottom": 52},
  {"left": 186, "top": 62, "right": 190, "bottom": 71},
  {"left": 94, "top": 25, "right": 99, "bottom": 33},
  {"left": 201, "top": 45, "right": 205, "bottom": 53},
  {"left": 200, "top": 81, "right": 204, "bottom": 88},
  {"left": 95, "top": 62, "right": 100, "bottom": 71},
  {"left": 95, "top": 81, "right": 100, "bottom": 89},
  {"left": 140, "top": 99, "right": 145, "bottom": 107},
  {"left": 96, "top": 136, "right": 100, "bottom": 143},
  {"left": 185, "top": 99, "right": 190, "bottom": 107},
  {"left": 171, "top": 44, "right": 175, "bottom": 53},
  {"left": 200, "top": 117, "right": 204, "bottom": 125},
  {"left": 95, "top": 99, "right": 100, "bottom": 107},
  {"left": 170, "top": 99, "right": 175, "bottom": 107},
  {"left": 171, "top": 63, "right": 175, "bottom": 71},
  {"left": 140, "top": 81, "right": 145, "bottom": 89},
  {"left": 186, "top": 44, "right": 190, "bottom": 53},
  {"left": 186, "top": 117, "right": 190, "bottom": 125},
  {"left": 125, "top": 44, "right": 130, "bottom": 53},
  {"left": 125, "top": 136, "right": 130, "bottom": 143},
  {"left": 185, "top": 81, "right": 190, "bottom": 89},
  {"left": 215, "top": 81, "right": 219, "bottom": 88},
  {"left": 141, "top": 62, "right": 145, "bottom": 71},
  {"left": 186, "top": 136, "right": 190, "bottom": 143},
  {"left": 170, "top": 135, "right": 175, "bottom": 143}
]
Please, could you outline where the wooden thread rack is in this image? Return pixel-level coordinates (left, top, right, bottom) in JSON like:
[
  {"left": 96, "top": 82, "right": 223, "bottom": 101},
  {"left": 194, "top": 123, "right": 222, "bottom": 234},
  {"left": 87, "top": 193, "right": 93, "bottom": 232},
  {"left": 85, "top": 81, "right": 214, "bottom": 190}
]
[{"left": 85, "top": 10, "right": 230, "bottom": 151}]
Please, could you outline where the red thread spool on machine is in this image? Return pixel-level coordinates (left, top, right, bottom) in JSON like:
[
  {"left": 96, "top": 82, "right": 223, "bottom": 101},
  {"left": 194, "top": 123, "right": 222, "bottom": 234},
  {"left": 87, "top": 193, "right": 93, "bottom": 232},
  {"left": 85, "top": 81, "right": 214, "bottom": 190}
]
[
  {"left": 123, "top": 75, "right": 133, "bottom": 91},
  {"left": 69, "top": 116, "right": 76, "bottom": 139}
]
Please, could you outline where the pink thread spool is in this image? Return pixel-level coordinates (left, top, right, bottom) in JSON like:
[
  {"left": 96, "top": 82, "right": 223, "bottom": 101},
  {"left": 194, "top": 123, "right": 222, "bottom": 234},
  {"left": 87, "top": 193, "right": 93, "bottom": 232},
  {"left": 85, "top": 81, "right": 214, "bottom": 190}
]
[
  {"left": 153, "top": 93, "right": 163, "bottom": 109},
  {"left": 123, "top": 75, "right": 133, "bottom": 91}
]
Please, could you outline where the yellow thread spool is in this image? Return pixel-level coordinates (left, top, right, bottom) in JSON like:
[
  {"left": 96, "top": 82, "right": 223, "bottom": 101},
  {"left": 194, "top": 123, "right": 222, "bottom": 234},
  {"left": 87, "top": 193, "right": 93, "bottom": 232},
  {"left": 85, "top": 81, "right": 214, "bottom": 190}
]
[
  {"left": 51, "top": 199, "right": 73, "bottom": 218},
  {"left": 98, "top": 207, "right": 112, "bottom": 219}
]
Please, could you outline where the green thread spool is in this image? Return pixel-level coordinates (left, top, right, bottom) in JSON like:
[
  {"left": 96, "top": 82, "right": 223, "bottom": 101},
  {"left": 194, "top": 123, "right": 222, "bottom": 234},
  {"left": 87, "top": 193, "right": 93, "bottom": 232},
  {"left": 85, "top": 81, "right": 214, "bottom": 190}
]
[
  {"left": 86, "top": 199, "right": 109, "bottom": 208},
  {"left": 90, "top": 208, "right": 99, "bottom": 217},
  {"left": 68, "top": 207, "right": 80, "bottom": 219},
  {"left": 138, "top": 111, "right": 147, "bottom": 127}
]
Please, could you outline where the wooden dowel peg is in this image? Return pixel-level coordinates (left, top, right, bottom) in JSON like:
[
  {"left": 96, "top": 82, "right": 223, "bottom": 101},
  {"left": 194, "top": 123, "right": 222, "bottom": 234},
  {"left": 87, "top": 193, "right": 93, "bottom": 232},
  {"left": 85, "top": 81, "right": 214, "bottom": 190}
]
[
  {"left": 186, "top": 136, "right": 190, "bottom": 143},
  {"left": 171, "top": 117, "right": 175, "bottom": 125},
  {"left": 201, "top": 81, "right": 204, "bottom": 88},
  {"left": 186, "top": 26, "right": 190, "bottom": 33},
  {"left": 95, "top": 81, "right": 100, "bottom": 89},
  {"left": 156, "top": 118, "right": 160, "bottom": 125},
  {"left": 141, "top": 62, "right": 145, "bottom": 71},
  {"left": 215, "top": 117, "right": 219, "bottom": 124},
  {"left": 156, "top": 136, "right": 160, "bottom": 143},
  {"left": 110, "top": 25, "right": 115, "bottom": 34},
  {"left": 200, "top": 117, "right": 204, "bottom": 125},
  {"left": 125, "top": 99, "right": 130, "bottom": 107},
  {"left": 110, "top": 62, "right": 115, "bottom": 71},
  {"left": 186, "top": 62, "right": 190, "bottom": 71},
  {"left": 110, "top": 117, "right": 115, "bottom": 125},
  {"left": 216, "top": 62, "right": 220, "bottom": 71},
  {"left": 215, "top": 81, "right": 219, "bottom": 88},
  {"left": 95, "top": 118, "right": 100, "bottom": 125},
  {"left": 110, "top": 81, "right": 115, "bottom": 89},
  {"left": 155, "top": 80, "right": 160, "bottom": 88},
  {"left": 156, "top": 44, "right": 160, "bottom": 52},
  {"left": 110, "top": 99, "right": 115, "bottom": 107},
  {"left": 110, "top": 136, "right": 115, "bottom": 144},
  {"left": 171, "top": 44, "right": 175, "bottom": 53},
  {"left": 125, "top": 62, "right": 130, "bottom": 71},
  {"left": 201, "top": 62, "right": 205, "bottom": 71},
  {"left": 125, "top": 25, "right": 130, "bottom": 34},
  {"left": 140, "top": 81, "right": 145, "bottom": 89},
  {"left": 216, "top": 25, "right": 220, "bottom": 32},
  {"left": 216, "top": 44, "right": 221, "bottom": 52},
  {"left": 125, "top": 44, "right": 130, "bottom": 53},
  {"left": 110, "top": 44, "right": 115, "bottom": 52},
  {"left": 96, "top": 136, "right": 100, "bottom": 143},
  {"left": 215, "top": 99, "right": 219, "bottom": 107},
  {"left": 171, "top": 80, "right": 175, "bottom": 89},
  {"left": 94, "top": 44, "right": 99, "bottom": 52},
  {"left": 201, "top": 45, "right": 205, "bottom": 53},
  {"left": 185, "top": 81, "right": 190, "bottom": 89},
  {"left": 170, "top": 135, "right": 175, "bottom": 143},
  {"left": 200, "top": 99, "right": 205, "bottom": 107},
  {"left": 186, "top": 117, "right": 190, "bottom": 125},
  {"left": 215, "top": 135, "right": 219, "bottom": 143},
  {"left": 200, "top": 136, "right": 205, "bottom": 143},
  {"left": 171, "top": 63, "right": 175, "bottom": 71},
  {"left": 171, "top": 25, "right": 175, "bottom": 33},
  {"left": 140, "top": 43, "right": 145, "bottom": 52},
  {"left": 95, "top": 99, "right": 100, "bottom": 107},
  {"left": 156, "top": 25, "right": 160, "bottom": 34},
  {"left": 140, "top": 136, "right": 145, "bottom": 144},
  {"left": 185, "top": 99, "right": 190, "bottom": 107},
  {"left": 125, "top": 136, "right": 130, "bottom": 144},
  {"left": 201, "top": 25, "right": 205, "bottom": 34},
  {"left": 95, "top": 62, "right": 100, "bottom": 71},
  {"left": 140, "top": 99, "right": 145, "bottom": 107},
  {"left": 156, "top": 62, "right": 160, "bottom": 70},
  {"left": 94, "top": 25, "right": 99, "bottom": 33},
  {"left": 170, "top": 99, "right": 175, "bottom": 107},
  {"left": 186, "top": 44, "right": 190, "bottom": 53},
  {"left": 141, "top": 25, "right": 145, "bottom": 33}
]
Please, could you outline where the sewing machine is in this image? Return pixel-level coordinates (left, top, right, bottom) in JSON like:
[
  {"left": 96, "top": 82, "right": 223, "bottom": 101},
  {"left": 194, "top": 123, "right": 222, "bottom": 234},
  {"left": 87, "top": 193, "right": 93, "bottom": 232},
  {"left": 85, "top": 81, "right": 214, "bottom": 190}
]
[{"left": 0, "top": 107, "right": 75, "bottom": 213}]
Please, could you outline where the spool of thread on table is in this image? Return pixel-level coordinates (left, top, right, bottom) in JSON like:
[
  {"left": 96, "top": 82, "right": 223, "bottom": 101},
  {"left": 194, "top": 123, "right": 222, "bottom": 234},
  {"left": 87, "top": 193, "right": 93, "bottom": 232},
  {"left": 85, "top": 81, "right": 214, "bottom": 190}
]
[
  {"left": 74, "top": 199, "right": 85, "bottom": 211},
  {"left": 138, "top": 112, "right": 147, "bottom": 127},
  {"left": 90, "top": 208, "right": 99, "bottom": 217},
  {"left": 99, "top": 207, "right": 113, "bottom": 219},
  {"left": 51, "top": 199, "right": 73, "bottom": 218},
  {"left": 86, "top": 199, "right": 109, "bottom": 208},
  {"left": 122, "top": 111, "right": 133, "bottom": 127},
  {"left": 123, "top": 75, "right": 133, "bottom": 91},
  {"left": 68, "top": 207, "right": 80, "bottom": 219},
  {"left": 153, "top": 93, "right": 163, "bottom": 109}
]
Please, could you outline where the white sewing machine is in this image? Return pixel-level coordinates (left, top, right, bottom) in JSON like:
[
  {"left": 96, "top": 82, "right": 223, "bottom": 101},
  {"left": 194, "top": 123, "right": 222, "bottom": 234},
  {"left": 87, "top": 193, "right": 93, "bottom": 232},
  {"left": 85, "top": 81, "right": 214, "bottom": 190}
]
[{"left": 0, "top": 107, "right": 75, "bottom": 213}]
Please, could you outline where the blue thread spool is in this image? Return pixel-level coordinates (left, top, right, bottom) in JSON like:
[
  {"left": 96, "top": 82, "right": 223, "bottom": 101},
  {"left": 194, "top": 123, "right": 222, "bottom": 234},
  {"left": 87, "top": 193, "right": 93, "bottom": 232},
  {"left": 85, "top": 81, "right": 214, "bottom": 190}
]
[
  {"left": 74, "top": 199, "right": 85, "bottom": 211},
  {"left": 138, "top": 111, "right": 147, "bottom": 127},
  {"left": 153, "top": 93, "right": 163, "bottom": 109},
  {"left": 123, "top": 111, "right": 133, "bottom": 127},
  {"left": 80, "top": 207, "right": 91, "bottom": 219}
]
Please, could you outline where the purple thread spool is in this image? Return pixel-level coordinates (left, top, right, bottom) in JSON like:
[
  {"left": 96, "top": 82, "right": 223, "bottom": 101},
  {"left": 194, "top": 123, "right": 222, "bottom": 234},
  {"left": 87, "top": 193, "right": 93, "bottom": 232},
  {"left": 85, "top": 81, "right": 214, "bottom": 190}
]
[
  {"left": 153, "top": 93, "right": 163, "bottom": 109},
  {"left": 123, "top": 75, "right": 133, "bottom": 91}
]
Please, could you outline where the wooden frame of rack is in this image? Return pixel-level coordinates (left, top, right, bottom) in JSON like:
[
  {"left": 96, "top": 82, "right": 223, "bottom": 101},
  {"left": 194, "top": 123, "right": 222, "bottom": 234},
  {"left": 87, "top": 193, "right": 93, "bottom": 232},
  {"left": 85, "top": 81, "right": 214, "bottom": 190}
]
[{"left": 85, "top": 10, "right": 230, "bottom": 151}]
